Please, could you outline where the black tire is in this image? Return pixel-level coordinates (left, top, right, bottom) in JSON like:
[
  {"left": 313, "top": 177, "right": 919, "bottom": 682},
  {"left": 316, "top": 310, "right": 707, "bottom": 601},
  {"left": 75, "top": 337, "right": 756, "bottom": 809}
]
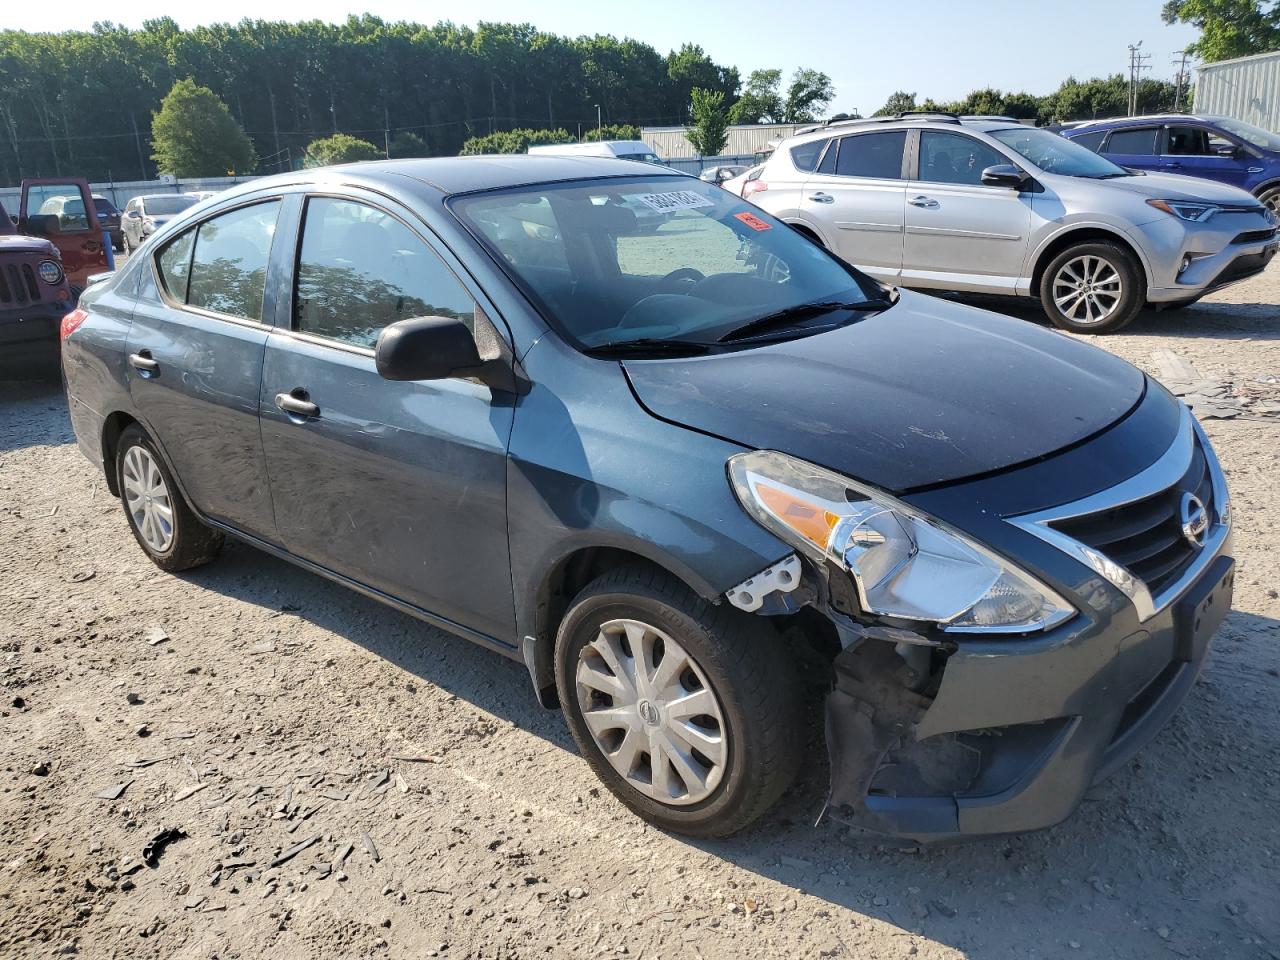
[
  {"left": 1038, "top": 241, "right": 1145, "bottom": 334},
  {"left": 554, "top": 566, "right": 803, "bottom": 838},
  {"left": 1258, "top": 185, "right": 1280, "bottom": 217},
  {"left": 114, "top": 424, "right": 223, "bottom": 572}
]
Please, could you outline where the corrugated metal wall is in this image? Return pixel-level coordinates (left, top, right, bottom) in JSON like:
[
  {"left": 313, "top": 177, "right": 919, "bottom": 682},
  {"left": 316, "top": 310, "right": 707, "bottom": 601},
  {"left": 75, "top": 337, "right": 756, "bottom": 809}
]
[
  {"left": 642, "top": 124, "right": 804, "bottom": 159},
  {"left": 1195, "top": 50, "right": 1280, "bottom": 132}
]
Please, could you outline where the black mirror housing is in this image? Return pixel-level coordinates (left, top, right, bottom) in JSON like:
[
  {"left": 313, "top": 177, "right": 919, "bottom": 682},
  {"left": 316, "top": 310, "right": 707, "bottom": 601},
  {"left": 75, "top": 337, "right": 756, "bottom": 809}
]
[
  {"left": 980, "top": 164, "right": 1029, "bottom": 189},
  {"left": 375, "top": 316, "right": 483, "bottom": 382}
]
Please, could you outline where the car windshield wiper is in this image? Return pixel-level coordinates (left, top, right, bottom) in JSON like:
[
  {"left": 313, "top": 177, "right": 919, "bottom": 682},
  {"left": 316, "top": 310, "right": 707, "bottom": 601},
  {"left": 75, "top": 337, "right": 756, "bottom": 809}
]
[
  {"left": 584, "top": 337, "right": 715, "bottom": 358},
  {"left": 718, "top": 297, "right": 896, "bottom": 343}
]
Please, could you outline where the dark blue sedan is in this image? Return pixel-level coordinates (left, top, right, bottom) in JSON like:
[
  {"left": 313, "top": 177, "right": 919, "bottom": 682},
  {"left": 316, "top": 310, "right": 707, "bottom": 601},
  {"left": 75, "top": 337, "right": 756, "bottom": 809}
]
[{"left": 60, "top": 157, "right": 1234, "bottom": 840}]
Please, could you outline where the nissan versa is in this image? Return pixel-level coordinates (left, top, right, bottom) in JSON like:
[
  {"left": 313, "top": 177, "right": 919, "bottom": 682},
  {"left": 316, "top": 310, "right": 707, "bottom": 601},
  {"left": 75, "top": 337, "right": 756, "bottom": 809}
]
[{"left": 61, "top": 157, "right": 1234, "bottom": 840}]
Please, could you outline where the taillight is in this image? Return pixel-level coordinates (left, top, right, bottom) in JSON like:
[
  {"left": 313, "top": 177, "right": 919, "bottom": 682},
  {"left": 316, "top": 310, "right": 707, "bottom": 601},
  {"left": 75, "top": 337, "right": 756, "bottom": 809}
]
[
  {"left": 60, "top": 308, "right": 88, "bottom": 341},
  {"left": 743, "top": 179, "right": 768, "bottom": 198}
]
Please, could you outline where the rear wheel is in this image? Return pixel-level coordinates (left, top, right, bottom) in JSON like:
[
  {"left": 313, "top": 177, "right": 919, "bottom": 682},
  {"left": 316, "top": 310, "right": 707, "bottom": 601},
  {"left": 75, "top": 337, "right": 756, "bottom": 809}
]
[
  {"left": 555, "top": 567, "right": 803, "bottom": 838},
  {"left": 115, "top": 424, "right": 223, "bottom": 572},
  {"left": 1039, "top": 241, "right": 1144, "bottom": 334}
]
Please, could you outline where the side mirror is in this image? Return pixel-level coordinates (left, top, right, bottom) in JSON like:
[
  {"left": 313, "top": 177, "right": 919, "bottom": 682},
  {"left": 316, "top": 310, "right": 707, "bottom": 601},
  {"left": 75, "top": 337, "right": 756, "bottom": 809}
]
[
  {"left": 375, "top": 316, "right": 482, "bottom": 382},
  {"left": 981, "top": 164, "right": 1029, "bottom": 189},
  {"left": 21, "top": 214, "right": 61, "bottom": 236}
]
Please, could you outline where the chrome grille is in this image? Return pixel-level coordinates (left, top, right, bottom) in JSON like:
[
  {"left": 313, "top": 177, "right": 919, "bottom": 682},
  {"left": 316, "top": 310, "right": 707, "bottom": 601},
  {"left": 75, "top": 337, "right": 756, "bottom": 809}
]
[{"left": 1047, "top": 437, "right": 1213, "bottom": 597}]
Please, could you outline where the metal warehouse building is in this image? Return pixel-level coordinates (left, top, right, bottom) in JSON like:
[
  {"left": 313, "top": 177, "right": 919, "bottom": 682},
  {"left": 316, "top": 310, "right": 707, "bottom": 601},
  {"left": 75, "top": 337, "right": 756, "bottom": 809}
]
[
  {"left": 1195, "top": 50, "right": 1280, "bottom": 132},
  {"left": 641, "top": 123, "right": 805, "bottom": 159}
]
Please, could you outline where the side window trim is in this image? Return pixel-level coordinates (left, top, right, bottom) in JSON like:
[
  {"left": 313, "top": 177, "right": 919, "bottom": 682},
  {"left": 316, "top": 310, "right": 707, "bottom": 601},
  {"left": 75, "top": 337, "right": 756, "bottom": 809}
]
[{"left": 150, "top": 196, "right": 284, "bottom": 330}]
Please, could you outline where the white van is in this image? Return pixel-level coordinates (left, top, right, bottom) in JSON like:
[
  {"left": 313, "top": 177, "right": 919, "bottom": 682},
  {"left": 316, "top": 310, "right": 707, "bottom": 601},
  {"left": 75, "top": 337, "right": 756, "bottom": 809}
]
[{"left": 527, "top": 140, "right": 662, "bottom": 164}]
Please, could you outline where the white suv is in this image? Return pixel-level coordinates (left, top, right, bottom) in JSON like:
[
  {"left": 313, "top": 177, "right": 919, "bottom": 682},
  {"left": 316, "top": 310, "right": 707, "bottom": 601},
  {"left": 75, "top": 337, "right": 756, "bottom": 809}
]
[{"left": 745, "top": 113, "right": 1277, "bottom": 332}]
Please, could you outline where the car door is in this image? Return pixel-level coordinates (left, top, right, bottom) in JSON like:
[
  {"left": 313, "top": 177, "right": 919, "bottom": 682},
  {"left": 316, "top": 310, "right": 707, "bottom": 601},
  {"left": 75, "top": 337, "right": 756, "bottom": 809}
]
[
  {"left": 19, "top": 178, "right": 109, "bottom": 288},
  {"left": 799, "top": 130, "right": 907, "bottom": 278},
  {"left": 123, "top": 198, "right": 144, "bottom": 247},
  {"left": 1099, "top": 126, "right": 1161, "bottom": 172},
  {"left": 125, "top": 197, "right": 283, "bottom": 540},
  {"left": 1159, "top": 124, "right": 1251, "bottom": 189},
  {"left": 259, "top": 192, "right": 516, "bottom": 642},
  {"left": 900, "top": 130, "right": 1033, "bottom": 292}
]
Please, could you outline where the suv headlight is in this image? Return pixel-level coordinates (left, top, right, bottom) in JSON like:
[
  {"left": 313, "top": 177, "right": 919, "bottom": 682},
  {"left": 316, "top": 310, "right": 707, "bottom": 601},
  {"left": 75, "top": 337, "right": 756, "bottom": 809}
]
[
  {"left": 37, "top": 260, "right": 63, "bottom": 285},
  {"left": 1146, "top": 199, "right": 1219, "bottom": 222},
  {"left": 728, "top": 451, "right": 1074, "bottom": 633}
]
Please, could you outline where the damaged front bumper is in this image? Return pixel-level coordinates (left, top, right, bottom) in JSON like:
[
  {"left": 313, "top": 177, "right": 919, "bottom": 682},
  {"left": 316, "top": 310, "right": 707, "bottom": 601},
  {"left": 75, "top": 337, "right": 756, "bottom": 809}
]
[{"left": 822, "top": 543, "right": 1234, "bottom": 842}]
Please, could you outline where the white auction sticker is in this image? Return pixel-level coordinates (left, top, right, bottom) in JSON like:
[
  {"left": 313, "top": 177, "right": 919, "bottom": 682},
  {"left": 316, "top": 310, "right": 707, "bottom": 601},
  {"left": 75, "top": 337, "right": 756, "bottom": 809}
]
[{"left": 629, "top": 190, "right": 715, "bottom": 212}]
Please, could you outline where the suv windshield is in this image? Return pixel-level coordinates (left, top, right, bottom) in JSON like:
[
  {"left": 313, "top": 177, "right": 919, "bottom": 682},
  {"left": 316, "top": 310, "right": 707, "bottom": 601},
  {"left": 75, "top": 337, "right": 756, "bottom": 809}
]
[
  {"left": 451, "top": 177, "right": 883, "bottom": 352},
  {"left": 145, "top": 196, "right": 197, "bottom": 216},
  {"left": 991, "top": 127, "right": 1129, "bottom": 178},
  {"left": 1214, "top": 117, "right": 1280, "bottom": 151}
]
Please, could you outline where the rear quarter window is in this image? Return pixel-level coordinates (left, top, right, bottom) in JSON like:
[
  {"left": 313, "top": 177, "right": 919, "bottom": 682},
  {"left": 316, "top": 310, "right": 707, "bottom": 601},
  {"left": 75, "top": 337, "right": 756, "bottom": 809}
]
[
  {"left": 1104, "top": 127, "right": 1158, "bottom": 155},
  {"left": 1070, "top": 130, "right": 1106, "bottom": 152},
  {"left": 790, "top": 138, "right": 831, "bottom": 173}
]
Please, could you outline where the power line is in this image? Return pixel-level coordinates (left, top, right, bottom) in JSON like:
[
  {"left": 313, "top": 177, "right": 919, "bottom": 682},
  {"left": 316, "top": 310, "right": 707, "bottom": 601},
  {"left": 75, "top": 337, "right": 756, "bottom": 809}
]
[
  {"left": 1127, "top": 42, "right": 1152, "bottom": 115},
  {"left": 1171, "top": 49, "right": 1192, "bottom": 112}
]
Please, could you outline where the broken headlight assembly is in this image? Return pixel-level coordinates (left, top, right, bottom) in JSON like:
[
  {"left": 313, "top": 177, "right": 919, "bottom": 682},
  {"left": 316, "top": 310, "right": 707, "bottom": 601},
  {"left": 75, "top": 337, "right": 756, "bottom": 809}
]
[{"left": 728, "top": 451, "right": 1074, "bottom": 633}]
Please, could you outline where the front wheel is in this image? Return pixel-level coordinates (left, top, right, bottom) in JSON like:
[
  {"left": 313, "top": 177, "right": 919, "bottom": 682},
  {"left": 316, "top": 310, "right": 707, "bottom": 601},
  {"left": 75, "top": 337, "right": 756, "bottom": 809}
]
[
  {"left": 1039, "top": 242, "right": 1145, "bottom": 334},
  {"left": 115, "top": 424, "right": 223, "bottom": 572},
  {"left": 1258, "top": 185, "right": 1280, "bottom": 216},
  {"left": 555, "top": 567, "right": 803, "bottom": 838}
]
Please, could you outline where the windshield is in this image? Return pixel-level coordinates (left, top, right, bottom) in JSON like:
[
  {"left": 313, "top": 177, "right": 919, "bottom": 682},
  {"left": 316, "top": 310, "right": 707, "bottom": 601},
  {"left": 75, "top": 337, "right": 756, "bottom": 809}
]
[
  {"left": 93, "top": 198, "right": 117, "bottom": 214},
  {"left": 145, "top": 196, "right": 197, "bottom": 216},
  {"left": 1213, "top": 117, "right": 1280, "bottom": 151},
  {"left": 991, "top": 127, "right": 1129, "bottom": 178},
  {"left": 618, "top": 152, "right": 663, "bottom": 164},
  {"left": 451, "top": 177, "right": 883, "bottom": 352}
]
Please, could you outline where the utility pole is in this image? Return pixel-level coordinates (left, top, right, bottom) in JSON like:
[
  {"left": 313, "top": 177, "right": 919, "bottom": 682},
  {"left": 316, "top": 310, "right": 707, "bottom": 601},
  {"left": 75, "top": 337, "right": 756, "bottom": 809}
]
[
  {"left": 1127, "top": 43, "right": 1152, "bottom": 115},
  {"left": 384, "top": 106, "right": 391, "bottom": 159},
  {"left": 595, "top": 103, "right": 602, "bottom": 141},
  {"left": 1172, "top": 49, "right": 1192, "bottom": 112},
  {"left": 129, "top": 111, "right": 147, "bottom": 180}
]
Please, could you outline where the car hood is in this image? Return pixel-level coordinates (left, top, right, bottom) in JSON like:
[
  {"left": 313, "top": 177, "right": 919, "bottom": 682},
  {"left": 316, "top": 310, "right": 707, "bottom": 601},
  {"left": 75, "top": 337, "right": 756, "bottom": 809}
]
[
  {"left": 0, "top": 234, "right": 57, "bottom": 256},
  {"left": 621, "top": 291, "right": 1145, "bottom": 492},
  {"left": 1089, "top": 170, "right": 1263, "bottom": 205}
]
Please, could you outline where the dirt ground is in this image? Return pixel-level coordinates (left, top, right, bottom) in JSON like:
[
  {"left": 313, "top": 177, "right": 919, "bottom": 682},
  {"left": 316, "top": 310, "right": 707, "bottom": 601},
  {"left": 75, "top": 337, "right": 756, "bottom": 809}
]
[{"left": 2, "top": 268, "right": 1278, "bottom": 960}]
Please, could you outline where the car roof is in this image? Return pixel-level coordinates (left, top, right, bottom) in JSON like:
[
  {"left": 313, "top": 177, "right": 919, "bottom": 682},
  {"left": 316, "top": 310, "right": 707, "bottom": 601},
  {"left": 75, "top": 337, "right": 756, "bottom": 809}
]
[
  {"left": 1065, "top": 114, "right": 1225, "bottom": 132},
  {"left": 221, "top": 156, "right": 688, "bottom": 201}
]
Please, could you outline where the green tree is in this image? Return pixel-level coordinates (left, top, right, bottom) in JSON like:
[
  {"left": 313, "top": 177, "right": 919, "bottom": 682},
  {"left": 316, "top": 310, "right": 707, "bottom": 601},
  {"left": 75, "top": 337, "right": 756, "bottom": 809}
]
[
  {"left": 150, "top": 78, "right": 255, "bottom": 176},
  {"left": 666, "top": 43, "right": 739, "bottom": 120},
  {"left": 458, "top": 127, "right": 575, "bottom": 155},
  {"left": 783, "top": 69, "right": 835, "bottom": 123},
  {"left": 1162, "top": 0, "right": 1280, "bottom": 61},
  {"left": 728, "top": 69, "right": 784, "bottom": 124},
  {"left": 873, "top": 90, "right": 917, "bottom": 117},
  {"left": 388, "top": 131, "right": 428, "bottom": 158},
  {"left": 687, "top": 87, "right": 729, "bottom": 156},
  {"left": 304, "top": 133, "right": 382, "bottom": 166},
  {"left": 583, "top": 123, "right": 642, "bottom": 141}
]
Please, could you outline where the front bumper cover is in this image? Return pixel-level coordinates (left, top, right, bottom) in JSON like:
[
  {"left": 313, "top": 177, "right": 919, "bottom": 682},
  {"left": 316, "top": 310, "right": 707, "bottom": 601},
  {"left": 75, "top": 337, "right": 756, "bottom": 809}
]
[{"left": 823, "top": 544, "right": 1234, "bottom": 842}]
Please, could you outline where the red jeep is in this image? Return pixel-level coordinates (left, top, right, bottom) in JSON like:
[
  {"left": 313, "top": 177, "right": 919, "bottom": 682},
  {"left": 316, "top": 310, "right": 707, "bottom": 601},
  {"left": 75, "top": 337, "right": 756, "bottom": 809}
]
[{"left": 1, "top": 178, "right": 110, "bottom": 374}]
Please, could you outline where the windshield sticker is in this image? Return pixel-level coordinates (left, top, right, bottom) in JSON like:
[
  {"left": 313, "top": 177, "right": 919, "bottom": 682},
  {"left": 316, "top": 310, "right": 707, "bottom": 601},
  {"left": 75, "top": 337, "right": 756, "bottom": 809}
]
[
  {"left": 733, "top": 211, "right": 772, "bottom": 231},
  {"left": 629, "top": 190, "right": 715, "bottom": 212}
]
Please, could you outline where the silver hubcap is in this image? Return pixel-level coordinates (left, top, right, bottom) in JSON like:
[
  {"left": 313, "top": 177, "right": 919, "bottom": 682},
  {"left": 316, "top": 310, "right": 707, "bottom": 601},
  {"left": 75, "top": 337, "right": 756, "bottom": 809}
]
[
  {"left": 574, "top": 619, "right": 727, "bottom": 806},
  {"left": 1053, "top": 255, "right": 1124, "bottom": 325},
  {"left": 122, "top": 445, "right": 174, "bottom": 553}
]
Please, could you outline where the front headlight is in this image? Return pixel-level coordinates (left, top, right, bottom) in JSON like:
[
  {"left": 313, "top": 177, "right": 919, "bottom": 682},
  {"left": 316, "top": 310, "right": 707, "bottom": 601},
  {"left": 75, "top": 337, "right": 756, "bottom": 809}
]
[
  {"left": 1146, "top": 199, "right": 1219, "bottom": 222},
  {"left": 728, "top": 451, "right": 1074, "bottom": 633}
]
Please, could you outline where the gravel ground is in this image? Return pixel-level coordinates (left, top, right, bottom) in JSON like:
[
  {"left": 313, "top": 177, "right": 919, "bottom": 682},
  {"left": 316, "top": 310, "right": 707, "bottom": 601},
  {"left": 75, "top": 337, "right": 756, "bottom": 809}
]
[{"left": 1, "top": 269, "right": 1278, "bottom": 960}]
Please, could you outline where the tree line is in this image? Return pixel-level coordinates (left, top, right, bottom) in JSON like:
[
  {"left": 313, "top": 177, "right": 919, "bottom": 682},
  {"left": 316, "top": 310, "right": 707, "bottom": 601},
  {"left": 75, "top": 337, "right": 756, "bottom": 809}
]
[{"left": 0, "top": 17, "right": 746, "bottom": 183}]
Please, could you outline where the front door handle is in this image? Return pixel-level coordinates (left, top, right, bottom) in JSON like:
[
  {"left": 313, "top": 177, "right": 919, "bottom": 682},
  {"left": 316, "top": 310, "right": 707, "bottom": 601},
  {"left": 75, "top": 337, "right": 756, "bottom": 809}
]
[
  {"left": 128, "top": 351, "right": 159, "bottom": 374},
  {"left": 809, "top": 192, "right": 835, "bottom": 204},
  {"left": 275, "top": 389, "right": 320, "bottom": 419},
  {"left": 909, "top": 196, "right": 940, "bottom": 209}
]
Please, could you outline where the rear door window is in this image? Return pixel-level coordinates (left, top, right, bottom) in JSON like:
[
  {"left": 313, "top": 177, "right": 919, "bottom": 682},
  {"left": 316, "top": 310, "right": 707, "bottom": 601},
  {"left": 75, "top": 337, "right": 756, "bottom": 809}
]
[
  {"left": 1104, "top": 127, "right": 1158, "bottom": 155},
  {"left": 833, "top": 131, "right": 907, "bottom": 179},
  {"left": 294, "top": 196, "right": 475, "bottom": 350},
  {"left": 918, "top": 131, "right": 1008, "bottom": 185},
  {"left": 184, "top": 201, "right": 281, "bottom": 322}
]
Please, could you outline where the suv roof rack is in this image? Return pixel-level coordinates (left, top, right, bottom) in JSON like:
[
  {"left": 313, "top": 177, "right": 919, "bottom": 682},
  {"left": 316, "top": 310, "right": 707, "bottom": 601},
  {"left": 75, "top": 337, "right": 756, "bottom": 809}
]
[{"left": 894, "top": 111, "right": 962, "bottom": 123}]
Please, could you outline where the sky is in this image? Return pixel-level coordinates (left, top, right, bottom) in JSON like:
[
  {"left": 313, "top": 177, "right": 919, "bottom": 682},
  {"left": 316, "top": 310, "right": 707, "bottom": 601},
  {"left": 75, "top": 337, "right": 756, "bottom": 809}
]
[{"left": 2, "top": 0, "right": 1202, "bottom": 114}]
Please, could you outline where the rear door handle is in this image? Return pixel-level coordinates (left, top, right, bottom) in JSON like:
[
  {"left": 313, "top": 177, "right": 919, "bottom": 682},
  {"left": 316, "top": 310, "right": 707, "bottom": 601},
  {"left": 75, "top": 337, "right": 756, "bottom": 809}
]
[
  {"left": 128, "top": 351, "right": 159, "bottom": 374},
  {"left": 809, "top": 192, "right": 835, "bottom": 204},
  {"left": 274, "top": 389, "right": 320, "bottom": 419},
  {"left": 909, "top": 196, "right": 940, "bottom": 209}
]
